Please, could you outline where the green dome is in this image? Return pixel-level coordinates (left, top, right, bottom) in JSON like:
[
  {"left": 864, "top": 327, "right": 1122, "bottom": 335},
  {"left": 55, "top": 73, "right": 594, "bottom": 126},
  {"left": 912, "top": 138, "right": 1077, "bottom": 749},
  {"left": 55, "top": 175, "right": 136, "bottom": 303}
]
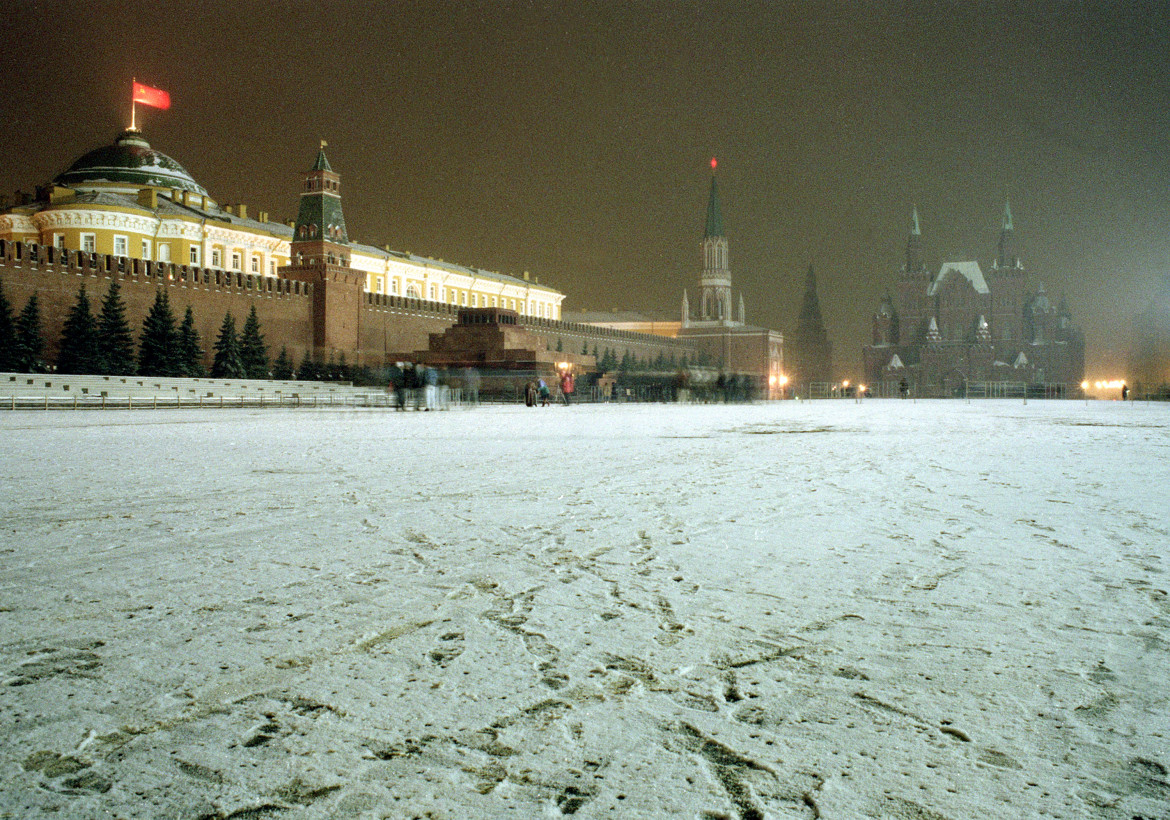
[{"left": 54, "top": 130, "right": 209, "bottom": 197}]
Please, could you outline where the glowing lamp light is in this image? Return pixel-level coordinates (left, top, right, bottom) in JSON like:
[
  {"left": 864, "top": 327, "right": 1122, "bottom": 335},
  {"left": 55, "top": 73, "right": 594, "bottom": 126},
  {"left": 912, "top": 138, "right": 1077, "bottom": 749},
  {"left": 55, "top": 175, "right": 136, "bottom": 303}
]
[
  {"left": 859, "top": 384, "right": 866, "bottom": 393},
  {"left": 711, "top": 157, "right": 718, "bottom": 171},
  {"left": 1081, "top": 381, "right": 1089, "bottom": 390},
  {"left": 778, "top": 375, "right": 788, "bottom": 386},
  {"left": 842, "top": 380, "right": 850, "bottom": 388}
]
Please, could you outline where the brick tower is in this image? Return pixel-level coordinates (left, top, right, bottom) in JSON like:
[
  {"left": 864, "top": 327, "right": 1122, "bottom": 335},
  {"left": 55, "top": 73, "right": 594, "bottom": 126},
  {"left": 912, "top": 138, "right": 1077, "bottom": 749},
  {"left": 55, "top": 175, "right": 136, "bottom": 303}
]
[{"left": 279, "top": 142, "right": 366, "bottom": 360}]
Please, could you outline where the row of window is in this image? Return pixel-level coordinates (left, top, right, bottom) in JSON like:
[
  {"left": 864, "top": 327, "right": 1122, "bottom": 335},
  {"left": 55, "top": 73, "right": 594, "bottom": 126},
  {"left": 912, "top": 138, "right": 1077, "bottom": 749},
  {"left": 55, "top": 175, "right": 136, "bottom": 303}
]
[
  {"left": 369, "top": 275, "right": 555, "bottom": 317},
  {"left": 61, "top": 232, "right": 281, "bottom": 274}
]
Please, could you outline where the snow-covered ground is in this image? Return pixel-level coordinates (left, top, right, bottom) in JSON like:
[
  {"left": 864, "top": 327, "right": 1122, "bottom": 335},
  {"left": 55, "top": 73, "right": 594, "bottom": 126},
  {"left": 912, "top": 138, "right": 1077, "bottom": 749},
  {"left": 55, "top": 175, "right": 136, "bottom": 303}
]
[{"left": 1, "top": 399, "right": 1167, "bottom": 820}]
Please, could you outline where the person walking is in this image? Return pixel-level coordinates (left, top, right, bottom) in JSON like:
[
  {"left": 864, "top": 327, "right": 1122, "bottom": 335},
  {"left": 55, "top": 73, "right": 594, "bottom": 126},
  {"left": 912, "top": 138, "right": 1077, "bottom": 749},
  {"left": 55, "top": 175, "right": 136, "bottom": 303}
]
[
  {"left": 560, "top": 369, "right": 575, "bottom": 405},
  {"left": 524, "top": 379, "right": 538, "bottom": 407},
  {"left": 538, "top": 377, "right": 551, "bottom": 406},
  {"left": 423, "top": 364, "right": 439, "bottom": 411}
]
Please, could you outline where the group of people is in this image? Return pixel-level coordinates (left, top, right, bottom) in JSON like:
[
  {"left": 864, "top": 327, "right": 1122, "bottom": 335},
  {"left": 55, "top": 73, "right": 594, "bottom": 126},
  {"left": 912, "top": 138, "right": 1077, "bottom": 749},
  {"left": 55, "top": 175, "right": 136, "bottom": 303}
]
[
  {"left": 525, "top": 370, "right": 575, "bottom": 407},
  {"left": 387, "top": 364, "right": 481, "bottom": 411}
]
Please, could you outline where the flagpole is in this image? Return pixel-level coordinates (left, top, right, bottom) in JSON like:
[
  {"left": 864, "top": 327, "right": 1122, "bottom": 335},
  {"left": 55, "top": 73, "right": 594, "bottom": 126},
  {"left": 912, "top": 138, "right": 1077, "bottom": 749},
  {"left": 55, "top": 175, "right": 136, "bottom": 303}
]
[{"left": 130, "top": 77, "right": 137, "bottom": 131}]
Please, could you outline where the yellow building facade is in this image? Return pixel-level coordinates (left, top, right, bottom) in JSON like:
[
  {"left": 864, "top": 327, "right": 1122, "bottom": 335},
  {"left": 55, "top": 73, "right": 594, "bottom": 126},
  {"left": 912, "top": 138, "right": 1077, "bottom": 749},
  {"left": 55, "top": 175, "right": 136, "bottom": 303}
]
[{"left": 0, "top": 129, "right": 565, "bottom": 319}]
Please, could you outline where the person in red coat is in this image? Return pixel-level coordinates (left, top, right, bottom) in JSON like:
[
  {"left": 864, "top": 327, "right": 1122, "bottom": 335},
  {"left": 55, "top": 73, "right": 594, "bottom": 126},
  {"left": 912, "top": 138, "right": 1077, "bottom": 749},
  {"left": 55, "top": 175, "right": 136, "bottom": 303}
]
[{"left": 559, "top": 370, "right": 575, "bottom": 405}]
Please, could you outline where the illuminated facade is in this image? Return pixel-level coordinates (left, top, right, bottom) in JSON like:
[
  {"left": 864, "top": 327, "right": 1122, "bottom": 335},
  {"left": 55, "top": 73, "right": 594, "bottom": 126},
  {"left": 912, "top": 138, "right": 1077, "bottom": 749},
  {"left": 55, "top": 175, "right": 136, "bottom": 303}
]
[
  {"left": 0, "top": 130, "right": 564, "bottom": 320},
  {"left": 863, "top": 205, "right": 1084, "bottom": 396}
]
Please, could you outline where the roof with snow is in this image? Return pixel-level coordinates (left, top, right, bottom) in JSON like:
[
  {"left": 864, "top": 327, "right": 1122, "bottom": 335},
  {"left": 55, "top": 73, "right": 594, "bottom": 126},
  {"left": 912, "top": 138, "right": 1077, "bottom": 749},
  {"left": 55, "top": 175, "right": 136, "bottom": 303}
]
[{"left": 928, "top": 261, "right": 989, "bottom": 296}]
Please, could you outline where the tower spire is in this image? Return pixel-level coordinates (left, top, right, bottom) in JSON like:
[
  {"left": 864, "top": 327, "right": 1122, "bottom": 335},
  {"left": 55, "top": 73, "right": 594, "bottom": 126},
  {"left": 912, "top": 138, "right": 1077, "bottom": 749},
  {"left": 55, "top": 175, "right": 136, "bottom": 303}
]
[{"left": 697, "top": 159, "right": 732, "bottom": 323}]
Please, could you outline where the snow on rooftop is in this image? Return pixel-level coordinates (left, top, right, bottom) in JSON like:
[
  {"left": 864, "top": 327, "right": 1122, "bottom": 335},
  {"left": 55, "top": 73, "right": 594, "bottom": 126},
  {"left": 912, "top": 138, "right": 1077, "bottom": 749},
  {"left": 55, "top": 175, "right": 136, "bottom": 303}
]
[
  {"left": 1, "top": 401, "right": 1166, "bottom": 818},
  {"left": 929, "top": 260, "right": 989, "bottom": 295}
]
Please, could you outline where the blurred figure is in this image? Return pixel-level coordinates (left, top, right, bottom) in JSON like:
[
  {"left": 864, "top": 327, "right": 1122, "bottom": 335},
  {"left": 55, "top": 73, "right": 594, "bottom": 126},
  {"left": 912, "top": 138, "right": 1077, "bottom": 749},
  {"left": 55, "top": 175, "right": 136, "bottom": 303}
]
[
  {"left": 463, "top": 366, "right": 481, "bottom": 406},
  {"left": 560, "top": 369, "right": 575, "bottom": 405}
]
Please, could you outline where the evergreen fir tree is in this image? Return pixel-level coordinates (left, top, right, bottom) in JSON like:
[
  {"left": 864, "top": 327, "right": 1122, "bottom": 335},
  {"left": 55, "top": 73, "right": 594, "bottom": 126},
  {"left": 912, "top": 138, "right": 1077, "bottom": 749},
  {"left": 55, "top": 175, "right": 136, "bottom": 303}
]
[
  {"left": 556, "top": 338, "right": 563, "bottom": 352},
  {"left": 296, "top": 350, "right": 316, "bottom": 381},
  {"left": 211, "top": 312, "right": 245, "bottom": 378},
  {"left": 57, "top": 284, "right": 99, "bottom": 374},
  {"left": 591, "top": 345, "right": 599, "bottom": 360},
  {"left": 238, "top": 305, "right": 269, "bottom": 379},
  {"left": 176, "top": 306, "right": 205, "bottom": 377},
  {"left": 582, "top": 341, "right": 589, "bottom": 355},
  {"left": 96, "top": 278, "right": 136, "bottom": 375},
  {"left": 336, "top": 351, "right": 351, "bottom": 382},
  {"left": 138, "top": 289, "right": 179, "bottom": 376},
  {"left": 272, "top": 347, "right": 294, "bottom": 380},
  {"left": 13, "top": 294, "right": 45, "bottom": 373},
  {"left": 324, "top": 351, "right": 337, "bottom": 380},
  {"left": 0, "top": 280, "right": 17, "bottom": 372}
]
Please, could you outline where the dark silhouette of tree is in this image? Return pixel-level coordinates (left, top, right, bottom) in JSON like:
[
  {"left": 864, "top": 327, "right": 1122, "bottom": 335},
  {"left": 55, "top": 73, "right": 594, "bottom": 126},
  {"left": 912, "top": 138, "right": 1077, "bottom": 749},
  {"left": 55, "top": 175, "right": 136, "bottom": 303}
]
[
  {"left": 13, "top": 294, "right": 45, "bottom": 373},
  {"left": 211, "top": 313, "right": 245, "bottom": 378},
  {"left": 96, "top": 278, "right": 136, "bottom": 375},
  {"left": 271, "top": 347, "right": 294, "bottom": 380},
  {"left": 176, "top": 306, "right": 205, "bottom": 377},
  {"left": 0, "top": 280, "right": 16, "bottom": 371},
  {"left": 239, "top": 305, "right": 269, "bottom": 379},
  {"left": 296, "top": 350, "right": 316, "bottom": 381},
  {"left": 57, "top": 284, "right": 99, "bottom": 374},
  {"left": 138, "top": 289, "right": 179, "bottom": 376}
]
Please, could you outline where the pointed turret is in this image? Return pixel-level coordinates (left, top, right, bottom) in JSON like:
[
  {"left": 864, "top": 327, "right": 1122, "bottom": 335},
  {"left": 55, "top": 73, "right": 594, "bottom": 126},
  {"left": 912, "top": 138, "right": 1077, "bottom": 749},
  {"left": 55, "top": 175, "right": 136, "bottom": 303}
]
[
  {"left": 704, "top": 175, "right": 724, "bottom": 239},
  {"left": 293, "top": 142, "right": 348, "bottom": 251},
  {"left": 789, "top": 263, "right": 833, "bottom": 384},
  {"left": 681, "top": 290, "right": 690, "bottom": 326},
  {"left": 905, "top": 205, "right": 925, "bottom": 274},
  {"left": 996, "top": 200, "right": 1018, "bottom": 269},
  {"left": 697, "top": 158, "right": 733, "bottom": 323},
  {"left": 281, "top": 142, "right": 366, "bottom": 360}
]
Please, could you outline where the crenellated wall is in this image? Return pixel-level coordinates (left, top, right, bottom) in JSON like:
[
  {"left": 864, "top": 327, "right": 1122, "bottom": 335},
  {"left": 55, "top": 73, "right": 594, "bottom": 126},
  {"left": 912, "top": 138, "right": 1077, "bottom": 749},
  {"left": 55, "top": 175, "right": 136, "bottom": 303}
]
[
  {"left": 0, "top": 240, "right": 314, "bottom": 370},
  {"left": 1, "top": 240, "right": 698, "bottom": 374}
]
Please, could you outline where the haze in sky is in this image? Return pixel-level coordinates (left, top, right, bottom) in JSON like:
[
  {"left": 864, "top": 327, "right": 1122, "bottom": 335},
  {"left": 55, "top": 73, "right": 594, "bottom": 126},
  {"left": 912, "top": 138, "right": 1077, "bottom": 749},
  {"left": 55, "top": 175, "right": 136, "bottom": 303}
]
[{"left": 3, "top": 0, "right": 1169, "bottom": 377}]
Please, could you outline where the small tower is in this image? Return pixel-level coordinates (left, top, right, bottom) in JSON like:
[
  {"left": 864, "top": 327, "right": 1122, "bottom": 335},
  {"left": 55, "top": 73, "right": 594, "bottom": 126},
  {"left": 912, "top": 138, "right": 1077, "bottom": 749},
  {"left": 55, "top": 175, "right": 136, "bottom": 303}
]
[
  {"left": 281, "top": 142, "right": 367, "bottom": 361},
  {"left": 995, "top": 201, "right": 1019, "bottom": 270},
  {"left": 898, "top": 206, "right": 932, "bottom": 344},
  {"left": 697, "top": 159, "right": 734, "bottom": 324}
]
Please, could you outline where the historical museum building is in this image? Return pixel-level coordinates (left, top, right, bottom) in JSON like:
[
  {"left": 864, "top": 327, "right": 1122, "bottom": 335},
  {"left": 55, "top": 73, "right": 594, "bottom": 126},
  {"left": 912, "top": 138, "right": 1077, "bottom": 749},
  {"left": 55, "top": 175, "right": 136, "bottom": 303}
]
[
  {"left": 862, "top": 205, "right": 1084, "bottom": 397},
  {"left": 0, "top": 128, "right": 695, "bottom": 374}
]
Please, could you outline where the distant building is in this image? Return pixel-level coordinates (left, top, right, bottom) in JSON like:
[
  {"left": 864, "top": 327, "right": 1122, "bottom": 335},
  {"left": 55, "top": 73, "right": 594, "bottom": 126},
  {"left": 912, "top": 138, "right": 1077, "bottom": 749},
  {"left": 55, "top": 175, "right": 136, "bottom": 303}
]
[
  {"left": 785, "top": 264, "right": 833, "bottom": 391},
  {"left": 1, "top": 127, "right": 695, "bottom": 373},
  {"left": 863, "top": 205, "right": 1084, "bottom": 397},
  {"left": 573, "top": 168, "right": 785, "bottom": 396},
  {"left": 0, "top": 129, "right": 565, "bottom": 319},
  {"left": 1129, "top": 271, "right": 1170, "bottom": 394},
  {"left": 677, "top": 172, "right": 784, "bottom": 395}
]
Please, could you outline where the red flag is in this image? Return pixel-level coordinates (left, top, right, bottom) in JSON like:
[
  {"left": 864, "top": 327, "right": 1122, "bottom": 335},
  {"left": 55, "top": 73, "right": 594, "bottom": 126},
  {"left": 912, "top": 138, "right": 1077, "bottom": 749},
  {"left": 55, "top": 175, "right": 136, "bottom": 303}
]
[{"left": 133, "top": 82, "right": 170, "bottom": 110}]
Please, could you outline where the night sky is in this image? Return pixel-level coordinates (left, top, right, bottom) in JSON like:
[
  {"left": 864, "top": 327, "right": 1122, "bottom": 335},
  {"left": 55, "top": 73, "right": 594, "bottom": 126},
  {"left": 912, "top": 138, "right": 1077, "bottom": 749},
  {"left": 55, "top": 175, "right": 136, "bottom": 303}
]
[{"left": 4, "top": 0, "right": 1169, "bottom": 377}]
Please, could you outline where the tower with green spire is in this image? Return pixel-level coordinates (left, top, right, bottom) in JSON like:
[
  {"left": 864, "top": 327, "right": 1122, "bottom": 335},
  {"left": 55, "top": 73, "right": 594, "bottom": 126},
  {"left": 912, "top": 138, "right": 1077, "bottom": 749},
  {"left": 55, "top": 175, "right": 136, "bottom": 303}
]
[
  {"left": 281, "top": 142, "right": 367, "bottom": 361},
  {"left": 693, "top": 160, "right": 736, "bottom": 325}
]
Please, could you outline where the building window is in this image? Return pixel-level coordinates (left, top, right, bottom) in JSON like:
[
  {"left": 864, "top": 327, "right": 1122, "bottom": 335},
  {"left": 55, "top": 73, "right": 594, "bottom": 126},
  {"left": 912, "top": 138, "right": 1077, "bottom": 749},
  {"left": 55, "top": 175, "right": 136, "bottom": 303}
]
[
  {"left": 250, "top": 256, "right": 258, "bottom": 273},
  {"left": 376, "top": 276, "right": 384, "bottom": 294},
  {"left": 211, "top": 249, "right": 221, "bottom": 268},
  {"left": 472, "top": 293, "right": 479, "bottom": 307},
  {"left": 269, "top": 260, "right": 276, "bottom": 275},
  {"left": 429, "top": 284, "right": 436, "bottom": 300},
  {"left": 113, "top": 235, "right": 128, "bottom": 257},
  {"left": 391, "top": 278, "right": 399, "bottom": 295},
  {"left": 491, "top": 296, "right": 497, "bottom": 307},
  {"left": 190, "top": 246, "right": 200, "bottom": 266},
  {"left": 53, "top": 234, "right": 65, "bottom": 251},
  {"left": 141, "top": 240, "right": 152, "bottom": 261},
  {"left": 232, "top": 252, "right": 242, "bottom": 271},
  {"left": 461, "top": 291, "right": 468, "bottom": 306},
  {"left": 159, "top": 243, "right": 171, "bottom": 262},
  {"left": 80, "top": 233, "right": 96, "bottom": 253}
]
